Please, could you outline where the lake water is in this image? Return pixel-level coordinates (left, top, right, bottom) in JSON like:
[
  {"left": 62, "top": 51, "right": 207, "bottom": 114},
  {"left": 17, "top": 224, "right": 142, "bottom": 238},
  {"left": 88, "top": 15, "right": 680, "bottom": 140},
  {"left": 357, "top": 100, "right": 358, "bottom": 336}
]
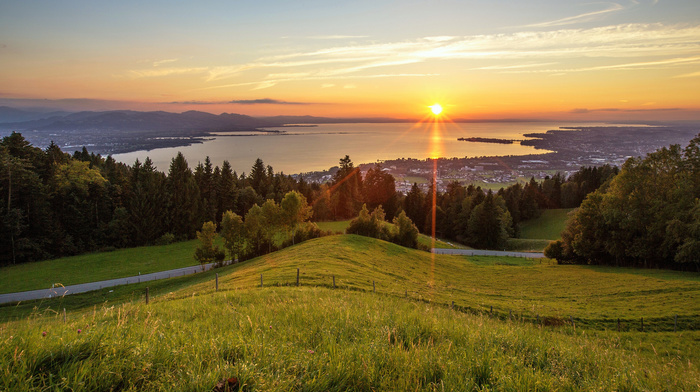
[{"left": 112, "top": 122, "right": 607, "bottom": 174}]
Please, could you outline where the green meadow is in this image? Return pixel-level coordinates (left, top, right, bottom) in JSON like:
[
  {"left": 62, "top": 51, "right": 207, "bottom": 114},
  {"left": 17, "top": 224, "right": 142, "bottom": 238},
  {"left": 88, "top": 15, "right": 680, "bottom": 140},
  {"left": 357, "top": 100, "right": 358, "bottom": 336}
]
[
  {"left": 2, "top": 235, "right": 699, "bottom": 390},
  {"left": 519, "top": 208, "right": 574, "bottom": 240},
  {"left": 0, "top": 240, "right": 202, "bottom": 294}
]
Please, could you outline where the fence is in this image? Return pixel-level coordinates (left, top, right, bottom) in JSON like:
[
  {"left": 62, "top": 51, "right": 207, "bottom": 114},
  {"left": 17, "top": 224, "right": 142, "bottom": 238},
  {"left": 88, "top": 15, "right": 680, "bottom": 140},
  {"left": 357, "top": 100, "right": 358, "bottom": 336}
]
[{"left": 133, "top": 267, "right": 697, "bottom": 333}]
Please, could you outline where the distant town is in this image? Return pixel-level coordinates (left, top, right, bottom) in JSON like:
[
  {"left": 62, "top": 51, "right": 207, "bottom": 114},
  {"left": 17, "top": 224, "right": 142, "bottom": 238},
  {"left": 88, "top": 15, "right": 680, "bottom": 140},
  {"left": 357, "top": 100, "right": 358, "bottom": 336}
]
[{"left": 299, "top": 125, "right": 700, "bottom": 193}]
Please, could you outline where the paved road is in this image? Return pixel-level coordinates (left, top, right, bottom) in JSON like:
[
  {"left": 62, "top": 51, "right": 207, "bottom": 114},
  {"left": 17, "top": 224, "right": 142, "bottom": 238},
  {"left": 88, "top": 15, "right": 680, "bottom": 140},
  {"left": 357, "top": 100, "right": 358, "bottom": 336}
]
[
  {"left": 432, "top": 248, "right": 545, "bottom": 258},
  {"left": 0, "top": 262, "right": 217, "bottom": 305}
]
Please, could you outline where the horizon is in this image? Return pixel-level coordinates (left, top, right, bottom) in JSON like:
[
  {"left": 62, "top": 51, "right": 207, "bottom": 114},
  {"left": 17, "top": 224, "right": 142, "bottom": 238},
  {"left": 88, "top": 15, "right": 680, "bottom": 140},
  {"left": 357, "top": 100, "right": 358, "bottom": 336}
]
[{"left": 1, "top": 1, "right": 700, "bottom": 122}]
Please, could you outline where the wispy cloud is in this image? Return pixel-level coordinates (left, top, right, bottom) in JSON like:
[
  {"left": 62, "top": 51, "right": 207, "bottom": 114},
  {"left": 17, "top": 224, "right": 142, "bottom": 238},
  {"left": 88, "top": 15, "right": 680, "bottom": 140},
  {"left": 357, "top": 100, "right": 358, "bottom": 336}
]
[
  {"left": 519, "top": 2, "right": 625, "bottom": 28},
  {"left": 130, "top": 67, "right": 208, "bottom": 78},
  {"left": 307, "top": 35, "right": 369, "bottom": 40},
  {"left": 153, "top": 58, "right": 178, "bottom": 67},
  {"left": 674, "top": 70, "right": 700, "bottom": 78},
  {"left": 128, "top": 23, "right": 700, "bottom": 88},
  {"left": 570, "top": 107, "right": 680, "bottom": 113},
  {"left": 229, "top": 98, "right": 312, "bottom": 105},
  {"left": 165, "top": 98, "right": 314, "bottom": 105}
]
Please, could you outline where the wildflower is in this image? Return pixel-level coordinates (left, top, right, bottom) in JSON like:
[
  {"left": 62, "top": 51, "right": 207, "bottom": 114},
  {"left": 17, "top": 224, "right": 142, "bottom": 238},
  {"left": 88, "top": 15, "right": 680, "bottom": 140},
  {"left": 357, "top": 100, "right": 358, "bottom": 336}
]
[
  {"left": 307, "top": 350, "right": 315, "bottom": 354},
  {"left": 77, "top": 329, "right": 82, "bottom": 334},
  {"left": 42, "top": 331, "right": 47, "bottom": 337}
]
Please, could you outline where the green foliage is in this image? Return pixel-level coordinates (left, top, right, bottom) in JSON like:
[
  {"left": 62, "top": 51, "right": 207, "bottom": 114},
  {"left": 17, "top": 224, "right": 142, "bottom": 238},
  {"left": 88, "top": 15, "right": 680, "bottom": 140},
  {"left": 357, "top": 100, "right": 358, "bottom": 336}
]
[
  {"left": 220, "top": 210, "right": 246, "bottom": 262},
  {"left": 346, "top": 204, "right": 389, "bottom": 240},
  {"left": 392, "top": 211, "right": 419, "bottom": 248},
  {"left": 519, "top": 208, "right": 574, "bottom": 240},
  {"left": 558, "top": 135, "right": 700, "bottom": 269},
  {"left": 193, "top": 221, "right": 225, "bottom": 267}
]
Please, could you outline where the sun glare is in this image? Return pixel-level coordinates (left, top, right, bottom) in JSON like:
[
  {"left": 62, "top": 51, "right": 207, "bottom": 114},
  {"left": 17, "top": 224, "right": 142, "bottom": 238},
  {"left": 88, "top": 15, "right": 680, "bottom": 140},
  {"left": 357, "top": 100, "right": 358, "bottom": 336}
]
[{"left": 429, "top": 103, "right": 443, "bottom": 116}]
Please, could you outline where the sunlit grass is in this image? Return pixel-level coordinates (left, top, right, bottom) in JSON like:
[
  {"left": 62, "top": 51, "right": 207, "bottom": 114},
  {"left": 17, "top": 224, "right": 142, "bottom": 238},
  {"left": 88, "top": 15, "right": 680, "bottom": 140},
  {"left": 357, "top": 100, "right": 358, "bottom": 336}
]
[{"left": 2, "top": 287, "right": 698, "bottom": 391}]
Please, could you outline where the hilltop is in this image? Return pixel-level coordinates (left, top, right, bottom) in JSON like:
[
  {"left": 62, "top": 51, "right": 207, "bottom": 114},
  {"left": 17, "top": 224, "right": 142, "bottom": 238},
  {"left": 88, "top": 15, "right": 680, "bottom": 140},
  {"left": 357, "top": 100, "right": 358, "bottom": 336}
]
[{"left": 1, "top": 235, "right": 699, "bottom": 391}]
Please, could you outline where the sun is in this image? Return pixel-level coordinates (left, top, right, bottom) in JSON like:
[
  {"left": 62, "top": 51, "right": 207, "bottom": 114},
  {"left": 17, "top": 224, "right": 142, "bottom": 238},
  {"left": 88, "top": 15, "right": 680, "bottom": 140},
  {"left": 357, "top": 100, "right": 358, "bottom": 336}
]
[{"left": 429, "top": 103, "right": 443, "bottom": 116}]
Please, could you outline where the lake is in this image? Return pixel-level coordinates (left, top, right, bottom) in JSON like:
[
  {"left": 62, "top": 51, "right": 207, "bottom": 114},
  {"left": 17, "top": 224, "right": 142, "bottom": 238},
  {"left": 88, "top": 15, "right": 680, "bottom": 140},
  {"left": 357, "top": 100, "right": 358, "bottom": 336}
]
[{"left": 112, "top": 122, "right": 608, "bottom": 174}]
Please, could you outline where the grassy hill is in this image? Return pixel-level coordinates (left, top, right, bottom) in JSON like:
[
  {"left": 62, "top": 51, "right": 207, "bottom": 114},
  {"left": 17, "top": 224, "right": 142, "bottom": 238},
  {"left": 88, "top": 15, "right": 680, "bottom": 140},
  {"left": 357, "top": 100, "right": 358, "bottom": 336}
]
[
  {"left": 519, "top": 208, "right": 574, "bottom": 240},
  {"left": 2, "top": 234, "right": 699, "bottom": 390},
  {"left": 0, "top": 239, "right": 203, "bottom": 294}
]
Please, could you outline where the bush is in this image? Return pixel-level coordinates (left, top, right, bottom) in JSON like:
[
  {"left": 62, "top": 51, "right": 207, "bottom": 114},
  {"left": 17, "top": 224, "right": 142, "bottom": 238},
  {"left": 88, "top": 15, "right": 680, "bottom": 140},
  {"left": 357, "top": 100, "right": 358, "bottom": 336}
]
[{"left": 155, "top": 233, "right": 175, "bottom": 245}]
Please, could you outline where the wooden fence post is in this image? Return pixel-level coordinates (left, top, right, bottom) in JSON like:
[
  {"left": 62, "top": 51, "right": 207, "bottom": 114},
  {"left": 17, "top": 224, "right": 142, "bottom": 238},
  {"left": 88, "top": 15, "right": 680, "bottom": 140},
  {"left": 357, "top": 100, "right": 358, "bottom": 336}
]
[
  {"left": 490, "top": 305, "right": 493, "bottom": 316},
  {"left": 373, "top": 281, "right": 376, "bottom": 293},
  {"left": 145, "top": 287, "right": 149, "bottom": 305},
  {"left": 509, "top": 310, "right": 512, "bottom": 321},
  {"left": 405, "top": 289, "right": 408, "bottom": 298},
  {"left": 641, "top": 317, "right": 644, "bottom": 332},
  {"left": 333, "top": 276, "right": 336, "bottom": 288},
  {"left": 215, "top": 273, "right": 219, "bottom": 292},
  {"left": 260, "top": 274, "right": 263, "bottom": 288},
  {"left": 297, "top": 268, "right": 300, "bottom": 287},
  {"left": 617, "top": 318, "right": 620, "bottom": 332},
  {"left": 674, "top": 314, "right": 677, "bottom": 332},
  {"left": 63, "top": 308, "right": 66, "bottom": 324},
  {"left": 451, "top": 301, "right": 454, "bottom": 309}
]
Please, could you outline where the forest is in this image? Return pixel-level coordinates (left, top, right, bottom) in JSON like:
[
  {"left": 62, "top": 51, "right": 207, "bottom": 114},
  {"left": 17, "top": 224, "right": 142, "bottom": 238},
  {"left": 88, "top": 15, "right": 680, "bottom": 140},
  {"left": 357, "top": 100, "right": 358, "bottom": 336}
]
[
  {"left": 0, "top": 130, "right": 629, "bottom": 266},
  {"left": 546, "top": 135, "right": 700, "bottom": 270}
]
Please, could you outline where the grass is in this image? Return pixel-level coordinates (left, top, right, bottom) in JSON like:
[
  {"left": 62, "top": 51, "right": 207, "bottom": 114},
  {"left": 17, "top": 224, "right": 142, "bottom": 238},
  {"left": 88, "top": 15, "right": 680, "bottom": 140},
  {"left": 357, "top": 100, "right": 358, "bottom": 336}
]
[
  {"left": 315, "top": 220, "right": 464, "bottom": 249},
  {"left": 2, "top": 234, "right": 700, "bottom": 390},
  {"left": 3, "top": 287, "right": 699, "bottom": 391},
  {"left": 0, "top": 240, "right": 203, "bottom": 294},
  {"left": 505, "top": 238, "right": 552, "bottom": 252},
  {"left": 519, "top": 208, "right": 574, "bottom": 240},
  {"left": 7, "top": 235, "right": 698, "bottom": 329}
]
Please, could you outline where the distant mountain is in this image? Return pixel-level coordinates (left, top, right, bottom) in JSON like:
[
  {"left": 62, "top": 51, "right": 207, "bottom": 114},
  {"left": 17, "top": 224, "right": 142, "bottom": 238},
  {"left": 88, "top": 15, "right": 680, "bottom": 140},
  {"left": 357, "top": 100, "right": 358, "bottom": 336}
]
[
  {"left": 258, "top": 115, "right": 413, "bottom": 124},
  {"left": 0, "top": 109, "right": 279, "bottom": 132},
  {"left": 0, "top": 106, "right": 70, "bottom": 123}
]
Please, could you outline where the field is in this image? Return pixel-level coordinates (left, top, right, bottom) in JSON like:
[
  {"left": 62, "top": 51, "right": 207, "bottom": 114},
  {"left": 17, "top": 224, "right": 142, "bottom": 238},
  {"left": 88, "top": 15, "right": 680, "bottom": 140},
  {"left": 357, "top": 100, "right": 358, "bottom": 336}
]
[
  {"left": 2, "top": 234, "right": 700, "bottom": 390},
  {"left": 519, "top": 208, "right": 574, "bottom": 240},
  {"left": 314, "top": 220, "right": 465, "bottom": 249},
  {"left": 0, "top": 240, "right": 202, "bottom": 294}
]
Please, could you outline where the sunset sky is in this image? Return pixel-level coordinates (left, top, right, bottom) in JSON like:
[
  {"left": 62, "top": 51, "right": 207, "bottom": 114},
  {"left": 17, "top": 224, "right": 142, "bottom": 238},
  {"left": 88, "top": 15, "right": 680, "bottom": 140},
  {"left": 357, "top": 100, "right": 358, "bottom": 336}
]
[{"left": 1, "top": 0, "right": 699, "bottom": 120}]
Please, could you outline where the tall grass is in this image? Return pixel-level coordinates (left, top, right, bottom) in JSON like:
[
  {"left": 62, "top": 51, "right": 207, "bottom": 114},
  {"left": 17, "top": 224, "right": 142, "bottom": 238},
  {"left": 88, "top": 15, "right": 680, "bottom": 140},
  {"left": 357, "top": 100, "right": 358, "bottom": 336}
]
[{"left": 2, "top": 287, "right": 698, "bottom": 391}]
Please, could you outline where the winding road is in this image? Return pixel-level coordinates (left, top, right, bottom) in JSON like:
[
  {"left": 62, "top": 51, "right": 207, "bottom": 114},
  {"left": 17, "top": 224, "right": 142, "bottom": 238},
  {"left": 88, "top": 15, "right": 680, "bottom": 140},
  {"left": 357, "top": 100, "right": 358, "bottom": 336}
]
[{"left": 0, "top": 262, "right": 216, "bottom": 305}]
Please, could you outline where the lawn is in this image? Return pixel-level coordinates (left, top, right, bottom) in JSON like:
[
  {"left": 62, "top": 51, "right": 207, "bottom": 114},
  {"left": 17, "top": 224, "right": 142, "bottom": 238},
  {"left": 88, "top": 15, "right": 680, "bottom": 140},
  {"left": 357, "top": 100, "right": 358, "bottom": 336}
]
[
  {"left": 3, "top": 234, "right": 699, "bottom": 390},
  {"left": 315, "top": 220, "right": 464, "bottom": 249},
  {"left": 2, "top": 287, "right": 697, "bottom": 391},
  {"left": 0, "top": 240, "right": 203, "bottom": 294},
  {"left": 519, "top": 208, "right": 574, "bottom": 240}
]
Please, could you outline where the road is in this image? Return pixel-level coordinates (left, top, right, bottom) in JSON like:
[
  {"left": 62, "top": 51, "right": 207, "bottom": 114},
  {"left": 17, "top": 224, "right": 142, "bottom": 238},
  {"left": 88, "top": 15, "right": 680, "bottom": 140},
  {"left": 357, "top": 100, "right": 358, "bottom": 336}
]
[
  {"left": 432, "top": 248, "right": 545, "bottom": 258},
  {"left": 0, "top": 262, "right": 216, "bottom": 305}
]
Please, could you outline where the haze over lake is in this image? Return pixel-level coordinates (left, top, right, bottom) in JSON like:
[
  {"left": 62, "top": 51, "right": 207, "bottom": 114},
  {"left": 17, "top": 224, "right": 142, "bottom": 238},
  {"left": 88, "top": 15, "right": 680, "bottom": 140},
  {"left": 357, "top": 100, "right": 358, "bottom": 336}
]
[{"left": 112, "top": 122, "right": 620, "bottom": 174}]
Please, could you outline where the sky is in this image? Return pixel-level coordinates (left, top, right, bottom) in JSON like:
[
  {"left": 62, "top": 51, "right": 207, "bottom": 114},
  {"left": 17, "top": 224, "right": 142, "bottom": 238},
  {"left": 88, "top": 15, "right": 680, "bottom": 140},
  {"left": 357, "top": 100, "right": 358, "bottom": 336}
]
[{"left": 1, "top": 0, "right": 700, "bottom": 121}]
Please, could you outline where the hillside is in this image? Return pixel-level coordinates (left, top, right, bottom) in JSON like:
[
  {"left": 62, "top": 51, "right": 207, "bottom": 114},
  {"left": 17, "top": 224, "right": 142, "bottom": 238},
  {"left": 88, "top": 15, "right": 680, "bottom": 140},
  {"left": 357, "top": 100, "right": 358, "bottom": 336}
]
[{"left": 2, "top": 234, "right": 699, "bottom": 390}]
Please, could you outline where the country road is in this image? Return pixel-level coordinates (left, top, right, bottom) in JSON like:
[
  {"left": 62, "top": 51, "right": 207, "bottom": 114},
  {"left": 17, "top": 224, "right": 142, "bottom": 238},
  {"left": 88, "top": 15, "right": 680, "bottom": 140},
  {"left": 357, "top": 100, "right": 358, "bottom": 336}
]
[
  {"left": 0, "top": 263, "right": 216, "bottom": 305},
  {"left": 432, "top": 248, "right": 546, "bottom": 258}
]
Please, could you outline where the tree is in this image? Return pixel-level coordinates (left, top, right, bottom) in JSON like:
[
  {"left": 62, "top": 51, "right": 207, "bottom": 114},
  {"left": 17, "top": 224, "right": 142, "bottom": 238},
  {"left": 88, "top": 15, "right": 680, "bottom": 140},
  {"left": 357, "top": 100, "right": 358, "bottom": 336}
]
[
  {"left": 193, "top": 221, "right": 225, "bottom": 268},
  {"left": 467, "top": 191, "right": 510, "bottom": 250},
  {"left": 392, "top": 211, "right": 419, "bottom": 248},
  {"left": 362, "top": 164, "right": 399, "bottom": 220},
  {"left": 220, "top": 210, "right": 246, "bottom": 262},
  {"left": 331, "top": 155, "right": 363, "bottom": 219},
  {"left": 280, "top": 191, "right": 312, "bottom": 244},
  {"left": 166, "top": 152, "right": 201, "bottom": 239}
]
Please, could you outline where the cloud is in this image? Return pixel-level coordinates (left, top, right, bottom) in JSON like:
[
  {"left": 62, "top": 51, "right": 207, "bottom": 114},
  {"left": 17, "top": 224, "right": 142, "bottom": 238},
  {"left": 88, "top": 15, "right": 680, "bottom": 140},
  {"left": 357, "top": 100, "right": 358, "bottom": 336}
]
[
  {"left": 129, "top": 23, "right": 700, "bottom": 88},
  {"left": 519, "top": 3, "right": 625, "bottom": 28},
  {"left": 570, "top": 107, "right": 681, "bottom": 113},
  {"left": 321, "top": 83, "right": 335, "bottom": 88},
  {"left": 129, "top": 67, "right": 208, "bottom": 78},
  {"left": 153, "top": 58, "right": 178, "bottom": 67},
  {"left": 674, "top": 70, "right": 700, "bottom": 78},
  {"left": 228, "top": 98, "right": 312, "bottom": 105},
  {"left": 343, "top": 84, "right": 356, "bottom": 89},
  {"left": 166, "top": 98, "right": 314, "bottom": 105},
  {"left": 308, "top": 35, "right": 369, "bottom": 40}
]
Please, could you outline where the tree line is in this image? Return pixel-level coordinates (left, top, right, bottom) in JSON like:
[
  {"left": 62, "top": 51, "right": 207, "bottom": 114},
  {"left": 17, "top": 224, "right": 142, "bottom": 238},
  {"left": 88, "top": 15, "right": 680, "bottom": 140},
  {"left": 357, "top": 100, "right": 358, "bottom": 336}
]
[
  {"left": 546, "top": 135, "right": 700, "bottom": 270},
  {"left": 2, "top": 131, "right": 615, "bottom": 266}
]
